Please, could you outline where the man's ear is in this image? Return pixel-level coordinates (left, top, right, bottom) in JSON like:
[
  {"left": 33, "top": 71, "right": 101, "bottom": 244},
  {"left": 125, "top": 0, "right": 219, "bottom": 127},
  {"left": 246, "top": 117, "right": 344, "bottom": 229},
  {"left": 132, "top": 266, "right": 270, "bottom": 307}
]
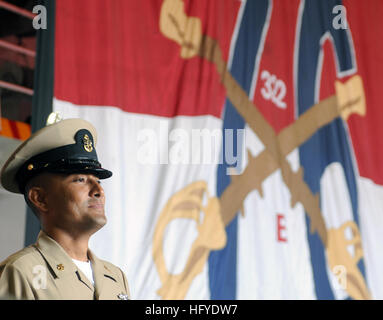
[{"left": 28, "top": 187, "right": 48, "bottom": 214}]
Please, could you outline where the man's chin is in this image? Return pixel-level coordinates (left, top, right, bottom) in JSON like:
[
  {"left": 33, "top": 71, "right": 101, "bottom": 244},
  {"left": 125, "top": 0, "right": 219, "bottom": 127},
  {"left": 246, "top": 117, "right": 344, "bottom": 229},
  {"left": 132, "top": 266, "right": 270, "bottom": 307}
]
[
  {"left": 93, "top": 214, "right": 107, "bottom": 229},
  {"left": 82, "top": 212, "right": 107, "bottom": 233}
]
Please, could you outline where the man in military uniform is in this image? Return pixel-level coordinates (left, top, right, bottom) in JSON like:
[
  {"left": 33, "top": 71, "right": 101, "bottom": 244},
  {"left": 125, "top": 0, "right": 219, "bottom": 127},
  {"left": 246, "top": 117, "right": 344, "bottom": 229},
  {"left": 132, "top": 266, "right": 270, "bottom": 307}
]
[{"left": 0, "top": 117, "right": 130, "bottom": 300}]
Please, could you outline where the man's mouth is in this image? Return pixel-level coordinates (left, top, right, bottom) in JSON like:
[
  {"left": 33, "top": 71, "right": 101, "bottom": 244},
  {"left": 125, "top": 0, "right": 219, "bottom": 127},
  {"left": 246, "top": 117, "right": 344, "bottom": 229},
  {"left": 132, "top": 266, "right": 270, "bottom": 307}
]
[{"left": 88, "top": 202, "right": 104, "bottom": 209}]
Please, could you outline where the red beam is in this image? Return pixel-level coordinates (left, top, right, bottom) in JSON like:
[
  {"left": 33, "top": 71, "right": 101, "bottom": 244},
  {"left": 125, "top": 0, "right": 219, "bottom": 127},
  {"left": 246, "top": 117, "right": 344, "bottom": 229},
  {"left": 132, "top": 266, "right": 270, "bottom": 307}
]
[
  {"left": 0, "top": 39, "right": 36, "bottom": 57},
  {"left": 0, "top": 80, "right": 33, "bottom": 96},
  {"left": 0, "top": 0, "right": 36, "bottom": 20}
]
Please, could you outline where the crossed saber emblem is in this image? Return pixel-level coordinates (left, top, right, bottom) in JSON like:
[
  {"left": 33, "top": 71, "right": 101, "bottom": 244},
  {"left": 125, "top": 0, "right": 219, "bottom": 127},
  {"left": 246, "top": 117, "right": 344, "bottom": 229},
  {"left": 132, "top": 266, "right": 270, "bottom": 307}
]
[{"left": 153, "top": 0, "right": 370, "bottom": 300}]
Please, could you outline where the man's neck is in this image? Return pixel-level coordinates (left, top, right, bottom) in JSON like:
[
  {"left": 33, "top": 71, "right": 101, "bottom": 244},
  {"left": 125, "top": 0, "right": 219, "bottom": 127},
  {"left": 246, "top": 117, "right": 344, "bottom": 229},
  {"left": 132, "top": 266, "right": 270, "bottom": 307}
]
[{"left": 44, "top": 229, "right": 91, "bottom": 262}]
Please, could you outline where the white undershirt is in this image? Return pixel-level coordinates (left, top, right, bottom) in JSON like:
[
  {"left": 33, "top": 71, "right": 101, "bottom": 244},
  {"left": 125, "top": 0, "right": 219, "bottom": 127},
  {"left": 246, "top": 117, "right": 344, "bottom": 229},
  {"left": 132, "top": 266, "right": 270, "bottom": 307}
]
[{"left": 72, "top": 259, "right": 95, "bottom": 285}]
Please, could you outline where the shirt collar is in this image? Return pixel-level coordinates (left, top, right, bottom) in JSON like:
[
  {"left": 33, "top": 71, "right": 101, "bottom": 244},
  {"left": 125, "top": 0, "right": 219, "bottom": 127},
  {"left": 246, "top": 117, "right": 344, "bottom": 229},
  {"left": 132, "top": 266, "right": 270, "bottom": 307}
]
[
  {"left": 34, "top": 230, "right": 78, "bottom": 279},
  {"left": 33, "top": 230, "right": 117, "bottom": 297}
]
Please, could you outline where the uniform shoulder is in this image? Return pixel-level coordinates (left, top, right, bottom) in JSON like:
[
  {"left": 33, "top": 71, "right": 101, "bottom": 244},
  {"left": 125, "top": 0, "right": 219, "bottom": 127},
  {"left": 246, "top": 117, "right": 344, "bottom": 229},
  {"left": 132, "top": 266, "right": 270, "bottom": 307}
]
[
  {"left": 0, "top": 245, "right": 40, "bottom": 271},
  {"left": 100, "top": 259, "right": 124, "bottom": 274}
]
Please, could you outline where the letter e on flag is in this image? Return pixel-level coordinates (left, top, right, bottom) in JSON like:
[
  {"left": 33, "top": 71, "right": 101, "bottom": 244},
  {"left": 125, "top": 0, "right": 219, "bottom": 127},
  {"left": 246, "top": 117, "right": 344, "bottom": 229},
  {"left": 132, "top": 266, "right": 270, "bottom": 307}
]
[{"left": 277, "top": 213, "right": 287, "bottom": 242}]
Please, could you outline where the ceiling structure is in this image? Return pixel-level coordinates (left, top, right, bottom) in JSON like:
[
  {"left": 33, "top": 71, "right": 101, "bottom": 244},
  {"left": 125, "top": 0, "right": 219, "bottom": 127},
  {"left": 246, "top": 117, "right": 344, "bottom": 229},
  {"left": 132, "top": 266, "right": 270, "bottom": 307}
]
[
  {"left": 0, "top": 0, "right": 38, "bottom": 124},
  {"left": 0, "top": 0, "right": 38, "bottom": 189}
]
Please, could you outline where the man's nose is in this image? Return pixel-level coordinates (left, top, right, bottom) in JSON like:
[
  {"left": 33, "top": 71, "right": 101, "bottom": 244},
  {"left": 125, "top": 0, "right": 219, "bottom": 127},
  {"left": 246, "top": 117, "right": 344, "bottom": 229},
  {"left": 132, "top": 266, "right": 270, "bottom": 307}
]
[{"left": 89, "top": 179, "right": 104, "bottom": 198}]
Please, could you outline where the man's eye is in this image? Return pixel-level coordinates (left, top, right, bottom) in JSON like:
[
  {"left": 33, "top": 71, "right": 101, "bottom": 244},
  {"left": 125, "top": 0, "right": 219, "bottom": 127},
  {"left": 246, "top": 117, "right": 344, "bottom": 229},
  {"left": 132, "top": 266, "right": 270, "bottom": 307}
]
[{"left": 74, "top": 177, "right": 85, "bottom": 182}]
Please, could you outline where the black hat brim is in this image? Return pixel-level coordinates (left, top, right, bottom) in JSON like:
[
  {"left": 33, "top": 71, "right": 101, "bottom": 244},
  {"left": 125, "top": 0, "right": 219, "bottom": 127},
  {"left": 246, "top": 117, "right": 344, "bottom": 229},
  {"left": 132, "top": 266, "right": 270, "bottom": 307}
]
[{"left": 46, "top": 166, "right": 113, "bottom": 180}]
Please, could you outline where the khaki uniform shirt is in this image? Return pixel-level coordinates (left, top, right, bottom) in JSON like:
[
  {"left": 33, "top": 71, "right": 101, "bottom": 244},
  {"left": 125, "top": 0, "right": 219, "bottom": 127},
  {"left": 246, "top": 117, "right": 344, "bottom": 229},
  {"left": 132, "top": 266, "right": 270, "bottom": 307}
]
[{"left": 0, "top": 231, "right": 130, "bottom": 300}]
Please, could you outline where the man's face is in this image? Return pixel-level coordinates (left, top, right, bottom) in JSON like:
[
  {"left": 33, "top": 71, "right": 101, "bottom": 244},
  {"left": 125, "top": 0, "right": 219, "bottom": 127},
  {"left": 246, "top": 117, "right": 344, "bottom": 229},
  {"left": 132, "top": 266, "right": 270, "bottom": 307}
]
[{"left": 42, "top": 173, "right": 107, "bottom": 235}]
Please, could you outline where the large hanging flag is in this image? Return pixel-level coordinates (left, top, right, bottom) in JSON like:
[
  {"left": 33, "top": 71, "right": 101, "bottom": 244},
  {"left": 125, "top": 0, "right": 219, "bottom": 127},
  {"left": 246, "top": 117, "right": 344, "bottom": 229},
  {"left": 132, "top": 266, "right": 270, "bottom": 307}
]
[{"left": 29, "top": 0, "right": 383, "bottom": 299}]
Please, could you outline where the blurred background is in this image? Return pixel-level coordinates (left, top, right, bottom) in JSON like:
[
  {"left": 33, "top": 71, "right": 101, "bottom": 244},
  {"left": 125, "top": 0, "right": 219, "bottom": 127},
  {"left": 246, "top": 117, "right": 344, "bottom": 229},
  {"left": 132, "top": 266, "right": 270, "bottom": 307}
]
[
  {"left": 0, "top": 0, "right": 36, "bottom": 261},
  {"left": 0, "top": 0, "right": 382, "bottom": 300}
]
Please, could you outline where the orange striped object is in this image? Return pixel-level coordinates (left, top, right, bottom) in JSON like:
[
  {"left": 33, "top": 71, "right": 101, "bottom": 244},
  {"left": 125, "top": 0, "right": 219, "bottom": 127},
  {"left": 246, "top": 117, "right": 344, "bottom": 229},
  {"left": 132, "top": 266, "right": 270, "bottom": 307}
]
[{"left": 0, "top": 118, "right": 31, "bottom": 140}]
